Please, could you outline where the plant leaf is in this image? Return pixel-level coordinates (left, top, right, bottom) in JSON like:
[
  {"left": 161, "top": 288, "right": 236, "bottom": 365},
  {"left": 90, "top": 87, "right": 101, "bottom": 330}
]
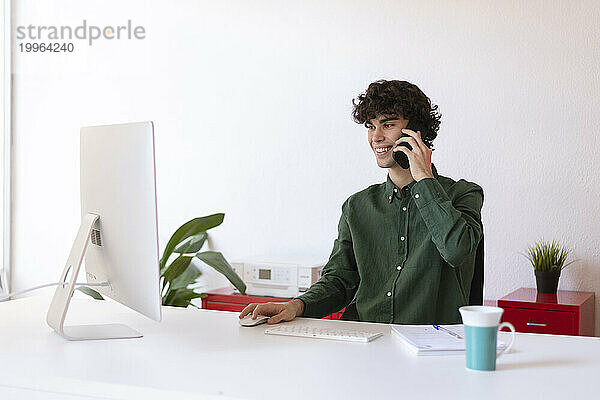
[
  {"left": 162, "top": 256, "right": 193, "bottom": 284},
  {"left": 195, "top": 251, "right": 246, "bottom": 295},
  {"left": 169, "top": 263, "right": 202, "bottom": 291},
  {"left": 163, "top": 288, "right": 207, "bottom": 307},
  {"left": 160, "top": 213, "right": 224, "bottom": 271},
  {"left": 76, "top": 286, "right": 104, "bottom": 300},
  {"left": 173, "top": 232, "right": 208, "bottom": 254}
]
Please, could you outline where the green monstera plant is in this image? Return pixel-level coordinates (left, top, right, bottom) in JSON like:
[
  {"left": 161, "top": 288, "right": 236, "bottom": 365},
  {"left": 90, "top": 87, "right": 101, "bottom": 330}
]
[{"left": 77, "top": 213, "right": 247, "bottom": 307}]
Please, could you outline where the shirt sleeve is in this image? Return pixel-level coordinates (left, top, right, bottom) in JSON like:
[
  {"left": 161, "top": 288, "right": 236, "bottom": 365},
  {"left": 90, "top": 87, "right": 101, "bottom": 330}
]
[
  {"left": 411, "top": 178, "right": 484, "bottom": 268},
  {"left": 296, "top": 200, "right": 360, "bottom": 318}
]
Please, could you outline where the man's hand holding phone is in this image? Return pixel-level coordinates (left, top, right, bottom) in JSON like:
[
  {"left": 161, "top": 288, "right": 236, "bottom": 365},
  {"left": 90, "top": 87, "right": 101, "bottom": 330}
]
[{"left": 393, "top": 129, "right": 434, "bottom": 181}]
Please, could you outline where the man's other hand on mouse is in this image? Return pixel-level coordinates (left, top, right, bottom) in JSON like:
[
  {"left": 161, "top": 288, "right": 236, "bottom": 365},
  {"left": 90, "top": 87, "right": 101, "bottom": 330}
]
[{"left": 239, "top": 299, "right": 305, "bottom": 325}]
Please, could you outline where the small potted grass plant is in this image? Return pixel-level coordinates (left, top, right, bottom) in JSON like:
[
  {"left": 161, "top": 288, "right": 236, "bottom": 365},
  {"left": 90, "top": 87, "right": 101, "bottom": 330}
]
[{"left": 523, "top": 240, "right": 577, "bottom": 294}]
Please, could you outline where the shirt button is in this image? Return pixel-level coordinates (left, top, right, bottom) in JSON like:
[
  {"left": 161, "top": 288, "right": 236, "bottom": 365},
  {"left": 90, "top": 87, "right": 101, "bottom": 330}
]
[
  {"left": 415, "top": 193, "right": 420, "bottom": 199},
  {"left": 396, "top": 265, "right": 402, "bottom": 271},
  {"left": 402, "top": 207, "right": 407, "bottom": 211},
  {"left": 393, "top": 188, "right": 398, "bottom": 193},
  {"left": 386, "top": 291, "right": 392, "bottom": 297},
  {"left": 400, "top": 236, "right": 405, "bottom": 241},
  {"left": 388, "top": 195, "right": 392, "bottom": 201}
]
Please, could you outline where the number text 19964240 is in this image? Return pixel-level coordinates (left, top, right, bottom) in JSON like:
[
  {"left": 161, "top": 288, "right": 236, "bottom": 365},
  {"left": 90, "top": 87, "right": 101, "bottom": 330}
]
[{"left": 19, "top": 42, "right": 74, "bottom": 53}]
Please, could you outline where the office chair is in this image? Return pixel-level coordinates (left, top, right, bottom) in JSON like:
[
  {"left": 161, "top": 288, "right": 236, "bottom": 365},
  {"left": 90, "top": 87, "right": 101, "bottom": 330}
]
[{"left": 468, "top": 233, "right": 484, "bottom": 306}]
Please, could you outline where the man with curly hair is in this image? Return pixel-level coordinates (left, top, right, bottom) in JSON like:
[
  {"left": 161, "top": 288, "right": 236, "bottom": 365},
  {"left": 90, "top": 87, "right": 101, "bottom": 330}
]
[{"left": 240, "top": 80, "right": 484, "bottom": 325}]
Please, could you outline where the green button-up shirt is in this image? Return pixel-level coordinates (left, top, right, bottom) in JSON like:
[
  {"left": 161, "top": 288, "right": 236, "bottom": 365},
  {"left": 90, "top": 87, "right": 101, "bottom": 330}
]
[{"left": 297, "top": 164, "right": 484, "bottom": 324}]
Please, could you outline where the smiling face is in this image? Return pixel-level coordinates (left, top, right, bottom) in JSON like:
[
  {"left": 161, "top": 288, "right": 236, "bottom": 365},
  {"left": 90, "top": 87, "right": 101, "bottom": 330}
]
[{"left": 366, "top": 114, "right": 409, "bottom": 168}]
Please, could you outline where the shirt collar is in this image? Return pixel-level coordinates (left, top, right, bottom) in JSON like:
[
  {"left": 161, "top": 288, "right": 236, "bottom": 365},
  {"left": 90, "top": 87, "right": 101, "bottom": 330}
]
[{"left": 385, "top": 163, "right": 439, "bottom": 202}]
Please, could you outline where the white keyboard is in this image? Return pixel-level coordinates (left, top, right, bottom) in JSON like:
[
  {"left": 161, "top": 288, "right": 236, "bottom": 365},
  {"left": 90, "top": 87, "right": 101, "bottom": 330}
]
[{"left": 264, "top": 325, "right": 383, "bottom": 343}]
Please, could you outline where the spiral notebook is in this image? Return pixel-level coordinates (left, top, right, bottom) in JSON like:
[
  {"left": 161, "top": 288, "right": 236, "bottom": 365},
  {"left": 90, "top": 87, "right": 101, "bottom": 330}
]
[{"left": 391, "top": 324, "right": 506, "bottom": 356}]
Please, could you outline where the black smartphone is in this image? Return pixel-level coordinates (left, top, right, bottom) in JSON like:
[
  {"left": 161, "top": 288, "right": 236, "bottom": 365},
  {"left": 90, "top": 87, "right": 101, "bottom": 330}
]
[{"left": 392, "top": 120, "right": 427, "bottom": 169}]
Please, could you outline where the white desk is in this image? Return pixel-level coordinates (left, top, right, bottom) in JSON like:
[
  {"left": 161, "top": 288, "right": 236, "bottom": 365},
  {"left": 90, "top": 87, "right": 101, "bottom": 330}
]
[{"left": 1, "top": 296, "right": 598, "bottom": 400}]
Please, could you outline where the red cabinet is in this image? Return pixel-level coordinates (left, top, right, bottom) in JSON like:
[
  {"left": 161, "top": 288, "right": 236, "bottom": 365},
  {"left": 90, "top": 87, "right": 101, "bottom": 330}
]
[
  {"left": 201, "top": 287, "right": 345, "bottom": 320},
  {"left": 498, "top": 288, "right": 595, "bottom": 336}
]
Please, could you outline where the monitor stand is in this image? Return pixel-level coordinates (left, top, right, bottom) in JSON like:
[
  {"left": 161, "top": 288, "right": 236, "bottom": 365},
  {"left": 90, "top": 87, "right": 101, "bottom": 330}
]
[{"left": 46, "top": 213, "right": 143, "bottom": 341}]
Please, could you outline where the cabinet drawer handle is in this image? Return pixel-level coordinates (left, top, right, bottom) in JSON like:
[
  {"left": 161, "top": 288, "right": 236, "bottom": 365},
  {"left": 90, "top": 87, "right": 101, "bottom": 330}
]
[{"left": 526, "top": 322, "right": 548, "bottom": 327}]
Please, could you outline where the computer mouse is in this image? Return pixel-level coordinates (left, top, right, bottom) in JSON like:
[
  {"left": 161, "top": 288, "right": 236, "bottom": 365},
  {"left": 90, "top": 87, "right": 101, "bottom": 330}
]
[{"left": 239, "top": 315, "right": 270, "bottom": 327}]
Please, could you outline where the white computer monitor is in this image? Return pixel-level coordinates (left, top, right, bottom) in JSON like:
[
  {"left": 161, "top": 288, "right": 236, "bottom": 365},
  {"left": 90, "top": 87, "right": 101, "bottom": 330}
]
[{"left": 47, "top": 121, "right": 162, "bottom": 341}]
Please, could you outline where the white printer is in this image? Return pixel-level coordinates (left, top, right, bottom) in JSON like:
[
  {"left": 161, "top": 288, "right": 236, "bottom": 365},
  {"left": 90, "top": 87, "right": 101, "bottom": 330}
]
[{"left": 231, "top": 256, "right": 326, "bottom": 298}]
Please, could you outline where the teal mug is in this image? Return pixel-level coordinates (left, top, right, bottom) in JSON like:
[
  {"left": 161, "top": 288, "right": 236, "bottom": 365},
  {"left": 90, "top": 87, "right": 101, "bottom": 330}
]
[{"left": 459, "top": 306, "right": 515, "bottom": 371}]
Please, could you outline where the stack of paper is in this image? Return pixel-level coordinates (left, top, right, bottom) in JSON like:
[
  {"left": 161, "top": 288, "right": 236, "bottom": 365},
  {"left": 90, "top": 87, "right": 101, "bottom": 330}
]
[{"left": 391, "top": 324, "right": 506, "bottom": 356}]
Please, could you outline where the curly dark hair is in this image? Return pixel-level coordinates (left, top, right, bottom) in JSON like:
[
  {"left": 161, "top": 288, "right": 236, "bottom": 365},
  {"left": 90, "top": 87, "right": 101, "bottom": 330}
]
[{"left": 352, "top": 80, "right": 441, "bottom": 148}]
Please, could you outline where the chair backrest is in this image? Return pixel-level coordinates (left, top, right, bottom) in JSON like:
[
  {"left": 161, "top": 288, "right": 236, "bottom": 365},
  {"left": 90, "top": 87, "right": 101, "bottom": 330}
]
[{"left": 468, "top": 233, "right": 484, "bottom": 305}]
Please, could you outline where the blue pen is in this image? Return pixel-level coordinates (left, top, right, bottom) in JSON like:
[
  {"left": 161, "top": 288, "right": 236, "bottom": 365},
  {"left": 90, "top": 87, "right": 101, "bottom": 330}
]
[{"left": 433, "top": 324, "right": 463, "bottom": 339}]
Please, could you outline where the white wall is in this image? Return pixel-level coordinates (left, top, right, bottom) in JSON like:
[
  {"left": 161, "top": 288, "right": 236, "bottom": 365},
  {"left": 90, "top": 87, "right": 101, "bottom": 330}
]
[
  {"left": 12, "top": 1, "right": 600, "bottom": 333},
  {"left": 0, "top": 0, "right": 9, "bottom": 294}
]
